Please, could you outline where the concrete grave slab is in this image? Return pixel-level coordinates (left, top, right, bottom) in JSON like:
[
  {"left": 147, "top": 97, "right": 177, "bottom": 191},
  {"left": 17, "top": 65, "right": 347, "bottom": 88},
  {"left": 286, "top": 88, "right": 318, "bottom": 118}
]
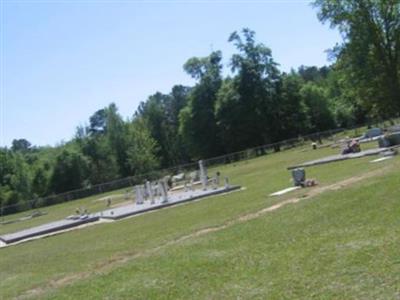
[
  {"left": 287, "top": 147, "right": 390, "bottom": 170},
  {"left": 0, "top": 216, "right": 99, "bottom": 244},
  {"left": 98, "top": 185, "right": 241, "bottom": 220}
]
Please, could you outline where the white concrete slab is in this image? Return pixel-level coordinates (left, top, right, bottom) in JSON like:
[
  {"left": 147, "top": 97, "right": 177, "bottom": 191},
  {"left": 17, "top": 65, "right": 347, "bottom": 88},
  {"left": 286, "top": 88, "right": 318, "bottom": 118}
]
[
  {"left": 370, "top": 156, "right": 393, "bottom": 163},
  {"left": 270, "top": 186, "right": 301, "bottom": 196}
]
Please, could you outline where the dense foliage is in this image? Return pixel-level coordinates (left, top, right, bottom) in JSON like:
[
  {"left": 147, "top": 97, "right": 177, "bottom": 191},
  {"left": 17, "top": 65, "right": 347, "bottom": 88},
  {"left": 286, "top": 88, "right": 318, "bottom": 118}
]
[{"left": 2, "top": 2, "right": 399, "bottom": 212}]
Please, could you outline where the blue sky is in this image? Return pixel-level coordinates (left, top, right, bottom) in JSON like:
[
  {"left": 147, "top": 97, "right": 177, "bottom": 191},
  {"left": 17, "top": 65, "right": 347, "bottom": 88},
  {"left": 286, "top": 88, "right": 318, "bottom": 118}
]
[{"left": 1, "top": 0, "right": 341, "bottom": 147}]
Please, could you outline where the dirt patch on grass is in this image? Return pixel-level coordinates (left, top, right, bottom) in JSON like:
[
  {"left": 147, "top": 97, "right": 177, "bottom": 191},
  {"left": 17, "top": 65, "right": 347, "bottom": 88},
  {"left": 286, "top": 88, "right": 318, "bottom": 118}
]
[{"left": 17, "top": 167, "right": 390, "bottom": 299}]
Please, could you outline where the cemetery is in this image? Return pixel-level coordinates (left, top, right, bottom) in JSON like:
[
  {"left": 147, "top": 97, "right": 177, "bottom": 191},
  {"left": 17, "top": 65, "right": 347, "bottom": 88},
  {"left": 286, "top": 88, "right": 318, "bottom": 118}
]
[
  {"left": 1, "top": 127, "right": 399, "bottom": 299},
  {"left": 1, "top": 127, "right": 399, "bottom": 246},
  {"left": 0, "top": 160, "right": 240, "bottom": 245}
]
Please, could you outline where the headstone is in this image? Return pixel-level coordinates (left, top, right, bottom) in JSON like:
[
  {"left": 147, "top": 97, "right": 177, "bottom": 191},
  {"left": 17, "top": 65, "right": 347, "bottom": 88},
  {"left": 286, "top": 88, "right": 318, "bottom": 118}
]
[
  {"left": 292, "top": 168, "right": 305, "bottom": 187},
  {"left": 387, "top": 132, "right": 400, "bottom": 146},
  {"left": 215, "top": 171, "right": 221, "bottom": 185},
  {"left": 135, "top": 185, "right": 144, "bottom": 204},
  {"left": 378, "top": 137, "right": 391, "bottom": 148},
  {"left": 190, "top": 178, "right": 194, "bottom": 191},
  {"left": 224, "top": 177, "right": 230, "bottom": 189},
  {"left": 158, "top": 181, "right": 168, "bottom": 203},
  {"left": 379, "top": 132, "right": 400, "bottom": 147},
  {"left": 146, "top": 181, "right": 155, "bottom": 204},
  {"left": 199, "top": 160, "right": 208, "bottom": 190},
  {"left": 364, "top": 128, "right": 382, "bottom": 139}
]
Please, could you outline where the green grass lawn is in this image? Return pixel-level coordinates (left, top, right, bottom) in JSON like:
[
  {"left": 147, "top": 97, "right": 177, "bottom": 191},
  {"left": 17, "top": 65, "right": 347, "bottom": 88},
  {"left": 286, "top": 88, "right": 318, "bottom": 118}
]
[
  {"left": 45, "top": 167, "right": 400, "bottom": 300},
  {"left": 1, "top": 141, "right": 398, "bottom": 299}
]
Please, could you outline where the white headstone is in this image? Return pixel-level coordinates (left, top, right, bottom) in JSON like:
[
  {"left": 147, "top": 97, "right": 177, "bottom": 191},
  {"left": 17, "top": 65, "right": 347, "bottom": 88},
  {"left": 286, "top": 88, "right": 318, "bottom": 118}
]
[
  {"left": 146, "top": 181, "right": 155, "bottom": 204},
  {"left": 224, "top": 177, "right": 230, "bottom": 189},
  {"left": 199, "top": 160, "right": 208, "bottom": 190},
  {"left": 135, "top": 185, "right": 144, "bottom": 204}
]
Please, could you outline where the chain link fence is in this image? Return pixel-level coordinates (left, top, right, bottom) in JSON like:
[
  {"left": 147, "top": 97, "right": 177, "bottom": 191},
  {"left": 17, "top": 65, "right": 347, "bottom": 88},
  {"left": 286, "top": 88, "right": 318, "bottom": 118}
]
[{"left": 1, "top": 128, "right": 347, "bottom": 217}]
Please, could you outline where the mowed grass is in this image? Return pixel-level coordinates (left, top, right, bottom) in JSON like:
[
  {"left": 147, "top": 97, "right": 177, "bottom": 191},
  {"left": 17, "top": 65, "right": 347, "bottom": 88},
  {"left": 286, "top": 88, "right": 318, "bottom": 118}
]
[
  {"left": 45, "top": 166, "right": 400, "bottom": 300},
  {"left": 0, "top": 141, "right": 398, "bottom": 299}
]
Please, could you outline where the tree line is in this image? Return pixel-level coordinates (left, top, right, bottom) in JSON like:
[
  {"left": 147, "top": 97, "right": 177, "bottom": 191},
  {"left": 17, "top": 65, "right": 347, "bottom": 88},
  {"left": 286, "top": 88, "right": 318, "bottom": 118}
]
[{"left": 1, "top": 1, "right": 399, "bottom": 213}]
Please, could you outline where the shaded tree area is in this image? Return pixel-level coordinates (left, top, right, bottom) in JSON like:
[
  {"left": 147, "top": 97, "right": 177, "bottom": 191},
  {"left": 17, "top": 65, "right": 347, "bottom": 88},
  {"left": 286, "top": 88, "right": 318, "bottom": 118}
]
[
  {"left": 3, "top": 11, "right": 396, "bottom": 211},
  {"left": 313, "top": 0, "right": 400, "bottom": 119}
]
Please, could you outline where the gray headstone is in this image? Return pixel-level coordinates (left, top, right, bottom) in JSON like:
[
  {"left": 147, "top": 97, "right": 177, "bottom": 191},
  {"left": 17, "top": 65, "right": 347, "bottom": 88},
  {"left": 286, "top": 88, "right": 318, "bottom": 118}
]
[
  {"left": 292, "top": 168, "right": 305, "bottom": 186},
  {"left": 364, "top": 128, "right": 382, "bottom": 138},
  {"left": 158, "top": 181, "right": 168, "bottom": 203},
  {"left": 387, "top": 132, "right": 400, "bottom": 146},
  {"left": 378, "top": 137, "right": 391, "bottom": 148}
]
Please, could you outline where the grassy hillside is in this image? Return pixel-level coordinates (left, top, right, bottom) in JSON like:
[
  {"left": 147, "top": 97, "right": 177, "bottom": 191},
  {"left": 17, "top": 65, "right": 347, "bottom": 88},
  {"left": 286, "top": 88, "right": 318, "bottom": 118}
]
[{"left": 1, "top": 141, "right": 399, "bottom": 299}]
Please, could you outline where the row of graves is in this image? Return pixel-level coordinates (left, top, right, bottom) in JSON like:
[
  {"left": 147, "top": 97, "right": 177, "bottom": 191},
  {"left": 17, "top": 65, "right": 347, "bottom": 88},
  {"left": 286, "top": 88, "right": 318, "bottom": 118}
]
[
  {"left": 271, "top": 125, "right": 400, "bottom": 196},
  {"left": 0, "top": 160, "right": 240, "bottom": 245},
  {"left": 99, "top": 160, "right": 239, "bottom": 220}
]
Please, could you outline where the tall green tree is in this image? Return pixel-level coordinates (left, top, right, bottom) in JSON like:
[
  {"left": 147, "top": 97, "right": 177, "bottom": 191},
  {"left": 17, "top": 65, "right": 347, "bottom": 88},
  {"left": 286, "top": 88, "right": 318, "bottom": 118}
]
[
  {"left": 105, "top": 103, "right": 129, "bottom": 176},
  {"left": 180, "top": 51, "right": 223, "bottom": 158},
  {"left": 125, "top": 118, "right": 160, "bottom": 175},
  {"left": 300, "top": 82, "right": 335, "bottom": 132},
  {"left": 79, "top": 103, "right": 126, "bottom": 182},
  {"left": 278, "top": 73, "right": 309, "bottom": 138},
  {"left": 49, "top": 150, "right": 89, "bottom": 193},
  {"left": 216, "top": 29, "right": 281, "bottom": 152},
  {"left": 137, "top": 92, "right": 172, "bottom": 167},
  {"left": 0, "top": 150, "right": 30, "bottom": 210},
  {"left": 32, "top": 167, "right": 49, "bottom": 197},
  {"left": 81, "top": 136, "right": 120, "bottom": 184},
  {"left": 314, "top": 0, "right": 400, "bottom": 118}
]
